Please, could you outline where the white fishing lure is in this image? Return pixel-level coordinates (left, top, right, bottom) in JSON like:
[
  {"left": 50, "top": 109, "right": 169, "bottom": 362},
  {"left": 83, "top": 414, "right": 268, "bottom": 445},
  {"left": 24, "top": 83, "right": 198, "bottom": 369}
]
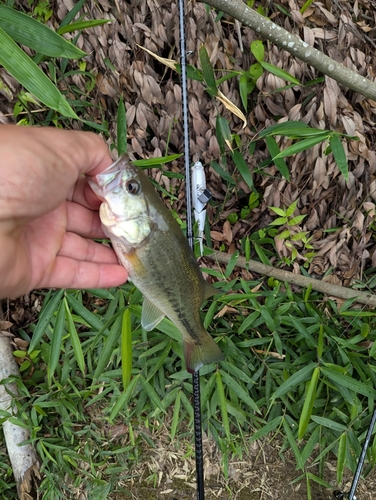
[{"left": 191, "top": 161, "right": 212, "bottom": 255}]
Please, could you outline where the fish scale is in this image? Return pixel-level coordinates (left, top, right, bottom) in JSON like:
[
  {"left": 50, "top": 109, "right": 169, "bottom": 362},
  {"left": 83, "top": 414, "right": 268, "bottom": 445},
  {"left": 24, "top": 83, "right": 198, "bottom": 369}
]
[{"left": 89, "top": 154, "right": 224, "bottom": 373}]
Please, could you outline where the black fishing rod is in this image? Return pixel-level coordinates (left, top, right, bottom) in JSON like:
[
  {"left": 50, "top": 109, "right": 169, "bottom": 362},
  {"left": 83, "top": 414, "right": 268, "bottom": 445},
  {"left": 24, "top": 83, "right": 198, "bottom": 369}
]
[{"left": 177, "top": 0, "right": 205, "bottom": 498}]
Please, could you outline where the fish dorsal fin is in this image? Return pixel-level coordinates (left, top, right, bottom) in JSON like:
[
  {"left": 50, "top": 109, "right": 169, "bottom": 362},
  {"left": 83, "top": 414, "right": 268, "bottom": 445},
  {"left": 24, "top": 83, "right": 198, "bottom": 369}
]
[
  {"left": 203, "top": 282, "right": 220, "bottom": 300},
  {"left": 141, "top": 297, "right": 165, "bottom": 331}
]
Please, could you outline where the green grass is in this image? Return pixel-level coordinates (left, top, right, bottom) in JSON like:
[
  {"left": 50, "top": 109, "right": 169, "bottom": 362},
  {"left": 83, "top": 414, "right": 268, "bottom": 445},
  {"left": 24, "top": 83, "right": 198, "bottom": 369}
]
[{"left": 1, "top": 271, "right": 376, "bottom": 498}]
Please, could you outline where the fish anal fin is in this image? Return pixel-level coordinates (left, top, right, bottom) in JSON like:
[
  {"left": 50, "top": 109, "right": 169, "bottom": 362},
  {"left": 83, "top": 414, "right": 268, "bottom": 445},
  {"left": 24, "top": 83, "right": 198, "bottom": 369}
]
[
  {"left": 184, "top": 333, "right": 224, "bottom": 374},
  {"left": 141, "top": 297, "right": 165, "bottom": 331}
]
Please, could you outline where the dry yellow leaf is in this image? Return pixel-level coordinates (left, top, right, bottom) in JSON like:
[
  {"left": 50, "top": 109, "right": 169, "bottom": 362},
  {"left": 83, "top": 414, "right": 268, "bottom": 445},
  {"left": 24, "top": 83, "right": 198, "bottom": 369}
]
[
  {"left": 137, "top": 44, "right": 177, "bottom": 71},
  {"left": 216, "top": 90, "right": 247, "bottom": 129}
]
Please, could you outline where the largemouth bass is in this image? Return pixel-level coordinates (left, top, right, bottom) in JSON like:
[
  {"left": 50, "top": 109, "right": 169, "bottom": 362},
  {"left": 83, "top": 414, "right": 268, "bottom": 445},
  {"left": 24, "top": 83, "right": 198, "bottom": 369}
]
[{"left": 89, "top": 154, "right": 224, "bottom": 373}]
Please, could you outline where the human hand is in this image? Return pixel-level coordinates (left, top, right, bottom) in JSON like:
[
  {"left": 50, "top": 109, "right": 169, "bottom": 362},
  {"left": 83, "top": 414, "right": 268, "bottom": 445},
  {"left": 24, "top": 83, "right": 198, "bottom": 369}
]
[{"left": 0, "top": 125, "right": 128, "bottom": 299}]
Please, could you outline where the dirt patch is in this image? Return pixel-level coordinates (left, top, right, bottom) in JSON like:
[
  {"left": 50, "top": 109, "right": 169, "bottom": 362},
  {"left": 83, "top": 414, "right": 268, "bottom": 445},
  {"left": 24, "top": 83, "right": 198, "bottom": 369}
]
[{"left": 110, "top": 438, "right": 376, "bottom": 500}]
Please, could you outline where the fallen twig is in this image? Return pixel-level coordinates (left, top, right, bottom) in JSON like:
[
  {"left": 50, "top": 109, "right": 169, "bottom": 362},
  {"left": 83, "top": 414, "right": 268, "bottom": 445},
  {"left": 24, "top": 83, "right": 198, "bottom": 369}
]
[{"left": 207, "top": 251, "right": 376, "bottom": 307}]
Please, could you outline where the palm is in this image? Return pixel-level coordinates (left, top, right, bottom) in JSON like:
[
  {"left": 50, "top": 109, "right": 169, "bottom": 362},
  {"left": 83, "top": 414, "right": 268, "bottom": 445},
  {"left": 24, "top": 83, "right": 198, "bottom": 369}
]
[{"left": 23, "top": 200, "right": 126, "bottom": 292}]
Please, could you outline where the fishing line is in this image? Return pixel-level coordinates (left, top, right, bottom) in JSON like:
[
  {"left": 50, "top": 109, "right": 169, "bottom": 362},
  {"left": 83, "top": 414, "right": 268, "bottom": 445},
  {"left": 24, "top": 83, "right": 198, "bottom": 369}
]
[{"left": 177, "top": 0, "right": 205, "bottom": 499}]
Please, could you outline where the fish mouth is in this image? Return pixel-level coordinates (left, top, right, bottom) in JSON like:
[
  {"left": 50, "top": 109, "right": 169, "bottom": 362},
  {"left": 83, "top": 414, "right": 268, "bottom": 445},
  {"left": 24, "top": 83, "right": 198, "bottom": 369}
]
[{"left": 89, "top": 154, "right": 137, "bottom": 198}]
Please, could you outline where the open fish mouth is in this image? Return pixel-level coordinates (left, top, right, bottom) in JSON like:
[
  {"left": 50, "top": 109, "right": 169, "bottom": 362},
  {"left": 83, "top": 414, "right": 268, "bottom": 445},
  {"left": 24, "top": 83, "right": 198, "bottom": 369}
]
[{"left": 89, "top": 156, "right": 139, "bottom": 198}]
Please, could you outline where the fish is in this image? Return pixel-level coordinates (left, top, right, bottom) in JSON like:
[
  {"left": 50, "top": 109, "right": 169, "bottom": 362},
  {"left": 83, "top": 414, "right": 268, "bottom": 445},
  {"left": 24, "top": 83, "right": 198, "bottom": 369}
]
[{"left": 88, "top": 154, "right": 224, "bottom": 373}]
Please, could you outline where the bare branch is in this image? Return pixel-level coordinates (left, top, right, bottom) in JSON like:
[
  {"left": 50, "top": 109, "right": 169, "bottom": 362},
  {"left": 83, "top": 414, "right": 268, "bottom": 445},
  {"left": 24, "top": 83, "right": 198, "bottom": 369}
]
[
  {"left": 206, "top": 251, "right": 376, "bottom": 307},
  {"left": 200, "top": 0, "right": 376, "bottom": 100}
]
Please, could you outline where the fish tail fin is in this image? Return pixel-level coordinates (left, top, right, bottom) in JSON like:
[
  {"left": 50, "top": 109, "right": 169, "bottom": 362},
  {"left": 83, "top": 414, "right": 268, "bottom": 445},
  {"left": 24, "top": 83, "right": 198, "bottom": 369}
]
[{"left": 184, "top": 332, "right": 224, "bottom": 374}]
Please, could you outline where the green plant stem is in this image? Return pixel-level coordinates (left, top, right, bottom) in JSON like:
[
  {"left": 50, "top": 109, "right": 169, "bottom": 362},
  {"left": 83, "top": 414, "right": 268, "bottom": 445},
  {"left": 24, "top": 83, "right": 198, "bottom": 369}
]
[{"left": 206, "top": 251, "right": 376, "bottom": 307}]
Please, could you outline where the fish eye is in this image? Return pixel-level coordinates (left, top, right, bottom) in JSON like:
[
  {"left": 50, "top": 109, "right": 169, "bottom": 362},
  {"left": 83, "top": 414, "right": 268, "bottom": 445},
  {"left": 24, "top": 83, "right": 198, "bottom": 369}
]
[{"left": 125, "top": 179, "right": 141, "bottom": 195}]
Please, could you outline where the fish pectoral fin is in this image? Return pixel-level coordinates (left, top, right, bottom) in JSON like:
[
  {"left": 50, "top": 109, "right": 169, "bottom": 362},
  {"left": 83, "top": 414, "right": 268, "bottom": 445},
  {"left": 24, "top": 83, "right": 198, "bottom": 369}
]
[
  {"left": 203, "top": 282, "right": 220, "bottom": 300},
  {"left": 141, "top": 297, "right": 165, "bottom": 331}
]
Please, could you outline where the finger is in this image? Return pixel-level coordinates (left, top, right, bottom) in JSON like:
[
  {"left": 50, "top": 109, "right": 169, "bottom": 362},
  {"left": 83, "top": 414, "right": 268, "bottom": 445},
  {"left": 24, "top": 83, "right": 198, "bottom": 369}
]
[
  {"left": 38, "top": 257, "right": 128, "bottom": 290},
  {"left": 66, "top": 202, "right": 105, "bottom": 239},
  {"left": 58, "top": 232, "right": 118, "bottom": 264},
  {"left": 70, "top": 176, "right": 102, "bottom": 210}
]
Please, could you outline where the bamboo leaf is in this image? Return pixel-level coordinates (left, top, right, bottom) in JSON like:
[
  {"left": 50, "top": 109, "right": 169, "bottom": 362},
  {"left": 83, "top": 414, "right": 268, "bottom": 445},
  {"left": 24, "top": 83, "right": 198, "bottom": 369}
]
[
  {"left": 249, "top": 416, "right": 282, "bottom": 442},
  {"left": 93, "top": 315, "right": 122, "bottom": 381},
  {"left": 273, "top": 135, "right": 329, "bottom": 159},
  {"left": 64, "top": 298, "right": 85, "bottom": 375},
  {"left": 57, "top": 19, "right": 111, "bottom": 35},
  {"left": 321, "top": 367, "right": 375, "bottom": 398},
  {"left": 337, "top": 432, "right": 347, "bottom": 485},
  {"left": 0, "top": 5, "right": 86, "bottom": 58},
  {"left": 137, "top": 44, "right": 177, "bottom": 71},
  {"left": 132, "top": 154, "right": 182, "bottom": 167},
  {"left": 29, "top": 289, "right": 65, "bottom": 351},
  {"left": 250, "top": 40, "right": 265, "bottom": 62},
  {"left": 170, "top": 391, "right": 181, "bottom": 441},
  {"left": 298, "top": 366, "right": 320, "bottom": 439},
  {"left": 231, "top": 150, "right": 253, "bottom": 190},
  {"left": 48, "top": 299, "right": 66, "bottom": 384},
  {"left": 66, "top": 293, "right": 105, "bottom": 332},
  {"left": 210, "top": 161, "right": 235, "bottom": 185},
  {"left": 109, "top": 375, "right": 139, "bottom": 421},
  {"left": 265, "top": 135, "right": 290, "bottom": 180},
  {"left": 283, "top": 418, "right": 304, "bottom": 470},
  {"left": 59, "top": 0, "right": 86, "bottom": 28},
  {"left": 257, "top": 121, "right": 327, "bottom": 139},
  {"left": 216, "top": 372, "right": 231, "bottom": 440},
  {"left": 216, "top": 116, "right": 233, "bottom": 153},
  {"left": 199, "top": 45, "right": 217, "bottom": 93},
  {"left": 239, "top": 74, "right": 251, "bottom": 111},
  {"left": 221, "top": 371, "right": 259, "bottom": 412},
  {"left": 329, "top": 133, "right": 349, "bottom": 181},
  {"left": 310, "top": 415, "right": 347, "bottom": 433},
  {"left": 0, "top": 28, "right": 78, "bottom": 118},
  {"left": 260, "top": 61, "right": 300, "bottom": 85},
  {"left": 121, "top": 309, "right": 132, "bottom": 389},
  {"left": 140, "top": 376, "right": 165, "bottom": 413},
  {"left": 272, "top": 363, "right": 317, "bottom": 401},
  {"left": 117, "top": 95, "right": 127, "bottom": 156},
  {"left": 285, "top": 200, "right": 298, "bottom": 217}
]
